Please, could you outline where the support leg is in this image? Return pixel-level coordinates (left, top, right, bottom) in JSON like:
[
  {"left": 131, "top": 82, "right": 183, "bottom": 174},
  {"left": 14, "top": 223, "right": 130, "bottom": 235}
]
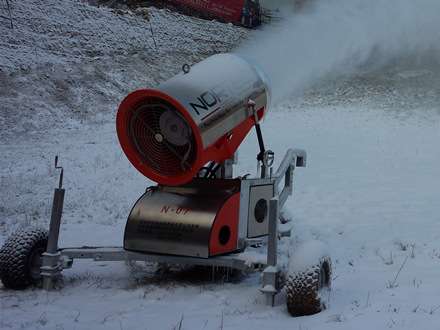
[
  {"left": 261, "top": 197, "right": 282, "bottom": 307},
  {"left": 41, "top": 187, "right": 64, "bottom": 291}
]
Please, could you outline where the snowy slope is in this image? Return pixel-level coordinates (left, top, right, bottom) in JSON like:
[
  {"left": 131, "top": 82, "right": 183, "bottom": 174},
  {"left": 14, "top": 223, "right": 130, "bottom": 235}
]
[
  {"left": 1, "top": 0, "right": 440, "bottom": 329},
  {"left": 0, "top": 0, "right": 253, "bottom": 140}
]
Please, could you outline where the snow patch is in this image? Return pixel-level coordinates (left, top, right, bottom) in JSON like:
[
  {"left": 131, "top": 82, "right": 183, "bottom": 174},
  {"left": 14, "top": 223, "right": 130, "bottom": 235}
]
[
  {"left": 287, "top": 240, "right": 328, "bottom": 274},
  {"left": 235, "top": 252, "right": 267, "bottom": 267}
]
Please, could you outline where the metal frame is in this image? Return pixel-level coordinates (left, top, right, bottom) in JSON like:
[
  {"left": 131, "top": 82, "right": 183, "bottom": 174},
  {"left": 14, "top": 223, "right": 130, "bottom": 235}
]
[{"left": 41, "top": 148, "right": 306, "bottom": 306}]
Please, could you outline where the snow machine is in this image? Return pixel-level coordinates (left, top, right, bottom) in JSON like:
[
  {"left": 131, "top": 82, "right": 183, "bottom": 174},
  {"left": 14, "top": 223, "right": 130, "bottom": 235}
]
[{"left": 0, "top": 53, "right": 331, "bottom": 316}]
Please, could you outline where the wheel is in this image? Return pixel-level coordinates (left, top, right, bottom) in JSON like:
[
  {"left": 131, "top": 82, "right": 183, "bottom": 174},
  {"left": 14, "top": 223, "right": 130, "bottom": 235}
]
[
  {"left": 285, "top": 240, "right": 332, "bottom": 316},
  {"left": 0, "top": 227, "right": 49, "bottom": 289}
]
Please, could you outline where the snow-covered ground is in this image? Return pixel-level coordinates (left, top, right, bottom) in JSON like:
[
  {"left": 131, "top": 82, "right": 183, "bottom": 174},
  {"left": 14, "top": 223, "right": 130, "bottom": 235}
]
[{"left": 1, "top": 0, "right": 440, "bottom": 329}]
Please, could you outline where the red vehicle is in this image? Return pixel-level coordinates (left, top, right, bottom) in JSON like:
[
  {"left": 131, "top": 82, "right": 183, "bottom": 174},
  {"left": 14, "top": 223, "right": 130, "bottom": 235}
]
[{"left": 170, "top": 0, "right": 263, "bottom": 28}]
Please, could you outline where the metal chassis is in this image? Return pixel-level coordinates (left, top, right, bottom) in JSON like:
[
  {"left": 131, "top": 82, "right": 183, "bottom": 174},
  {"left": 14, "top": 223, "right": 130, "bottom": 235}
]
[{"left": 40, "top": 148, "right": 306, "bottom": 307}]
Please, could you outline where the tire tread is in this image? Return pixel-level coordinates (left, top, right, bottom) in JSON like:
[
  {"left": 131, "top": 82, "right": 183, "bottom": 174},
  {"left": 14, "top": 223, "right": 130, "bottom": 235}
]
[{"left": 0, "top": 227, "right": 48, "bottom": 290}]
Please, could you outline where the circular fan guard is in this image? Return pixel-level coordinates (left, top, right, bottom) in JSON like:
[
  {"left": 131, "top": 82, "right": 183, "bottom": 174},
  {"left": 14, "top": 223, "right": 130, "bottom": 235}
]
[{"left": 125, "top": 97, "right": 197, "bottom": 178}]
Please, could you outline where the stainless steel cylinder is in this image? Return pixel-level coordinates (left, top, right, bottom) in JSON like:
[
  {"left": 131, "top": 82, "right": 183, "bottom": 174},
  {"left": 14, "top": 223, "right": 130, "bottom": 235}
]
[{"left": 116, "top": 53, "right": 270, "bottom": 186}]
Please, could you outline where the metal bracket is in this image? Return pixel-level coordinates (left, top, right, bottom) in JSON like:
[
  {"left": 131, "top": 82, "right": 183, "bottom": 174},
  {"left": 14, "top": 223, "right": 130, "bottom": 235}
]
[
  {"left": 261, "top": 264, "right": 283, "bottom": 307},
  {"left": 248, "top": 99, "right": 274, "bottom": 178}
]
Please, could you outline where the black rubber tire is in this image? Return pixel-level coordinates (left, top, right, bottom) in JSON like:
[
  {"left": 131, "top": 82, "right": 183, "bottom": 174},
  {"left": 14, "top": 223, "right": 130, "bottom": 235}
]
[
  {"left": 285, "top": 242, "right": 332, "bottom": 316},
  {"left": 0, "top": 227, "right": 49, "bottom": 290}
]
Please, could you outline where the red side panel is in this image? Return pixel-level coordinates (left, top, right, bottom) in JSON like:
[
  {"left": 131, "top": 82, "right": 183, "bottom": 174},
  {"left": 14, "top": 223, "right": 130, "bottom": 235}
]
[
  {"left": 209, "top": 193, "right": 240, "bottom": 256},
  {"left": 170, "top": 0, "right": 246, "bottom": 21}
]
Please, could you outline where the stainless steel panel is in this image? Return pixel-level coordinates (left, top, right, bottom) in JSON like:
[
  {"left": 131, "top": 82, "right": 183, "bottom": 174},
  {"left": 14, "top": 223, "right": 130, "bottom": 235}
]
[
  {"left": 157, "top": 53, "right": 269, "bottom": 149},
  {"left": 124, "top": 180, "right": 240, "bottom": 258},
  {"left": 247, "top": 185, "right": 274, "bottom": 238}
]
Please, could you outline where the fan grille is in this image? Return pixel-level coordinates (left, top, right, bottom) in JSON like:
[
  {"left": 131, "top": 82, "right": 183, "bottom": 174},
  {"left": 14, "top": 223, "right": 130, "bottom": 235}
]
[{"left": 125, "top": 97, "right": 197, "bottom": 178}]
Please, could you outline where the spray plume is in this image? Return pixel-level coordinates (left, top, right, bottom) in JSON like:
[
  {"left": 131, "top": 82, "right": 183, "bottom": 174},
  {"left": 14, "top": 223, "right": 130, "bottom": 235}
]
[{"left": 236, "top": 0, "right": 440, "bottom": 105}]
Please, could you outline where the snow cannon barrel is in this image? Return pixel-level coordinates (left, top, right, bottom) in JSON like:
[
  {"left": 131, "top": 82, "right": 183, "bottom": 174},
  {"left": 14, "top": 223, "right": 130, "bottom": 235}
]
[{"left": 116, "top": 53, "right": 270, "bottom": 186}]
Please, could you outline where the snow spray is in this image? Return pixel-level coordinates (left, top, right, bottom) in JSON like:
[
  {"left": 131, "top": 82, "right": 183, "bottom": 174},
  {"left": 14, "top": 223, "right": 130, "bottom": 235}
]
[{"left": 235, "top": 0, "right": 440, "bottom": 105}]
